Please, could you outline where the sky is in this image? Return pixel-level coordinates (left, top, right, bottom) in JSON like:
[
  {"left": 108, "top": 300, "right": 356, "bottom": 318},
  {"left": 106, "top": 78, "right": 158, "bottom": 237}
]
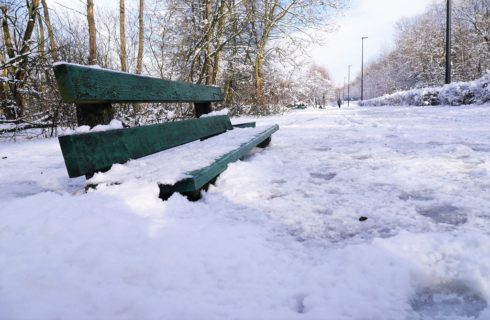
[
  {"left": 312, "top": 0, "right": 435, "bottom": 84},
  {"left": 54, "top": 0, "right": 434, "bottom": 85}
]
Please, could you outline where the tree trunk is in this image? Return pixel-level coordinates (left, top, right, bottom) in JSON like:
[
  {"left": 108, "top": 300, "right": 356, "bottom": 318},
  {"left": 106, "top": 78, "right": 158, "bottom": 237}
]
[
  {"left": 210, "top": 0, "right": 226, "bottom": 84},
  {"left": 80, "top": 0, "right": 114, "bottom": 127},
  {"left": 0, "top": 40, "right": 8, "bottom": 105},
  {"left": 135, "top": 0, "right": 144, "bottom": 74},
  {"left": 37, "top": 13, "right": 45, "bottom": 59},
  {"left": 224, "top": 0, "right": 237, "bottom": 104},
  {"left": 36, "top": 13, "right": 46, "bottom": 96},
  {"left": 204, "top": 0, "right": 213, "bottom": 84},
  {"left": 254, "top": 42, "right": 265, "bottom": 100},
  {"left": 119, "top": 0, "right": 127, "bottom": 72},
  {"left": 15, "top": 0, "right": 40, "bottom": 80},
  {"left": 40, "top": 0, "right": 59, "bottom": 61},
  {"left": 87, "top": 0, "right": 97, "bottom": 65},
  {"left": 1, "top": 5, "right": 16, "bottom": 119},
  {"left": 1, "top": 6, "right": 15, "bottom": 61}
]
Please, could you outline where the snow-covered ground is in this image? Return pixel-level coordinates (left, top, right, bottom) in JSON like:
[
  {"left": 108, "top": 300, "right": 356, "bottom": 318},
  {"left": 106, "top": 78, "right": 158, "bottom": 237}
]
[{"left": 1, "top": 105, "right": 490, "bottom": 320}]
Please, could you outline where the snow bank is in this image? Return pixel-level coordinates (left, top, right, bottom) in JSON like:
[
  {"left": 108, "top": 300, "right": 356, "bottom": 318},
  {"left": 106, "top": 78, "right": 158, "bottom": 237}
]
[{"left": 360, "top": 72, "right": 490, "bottom": 107}]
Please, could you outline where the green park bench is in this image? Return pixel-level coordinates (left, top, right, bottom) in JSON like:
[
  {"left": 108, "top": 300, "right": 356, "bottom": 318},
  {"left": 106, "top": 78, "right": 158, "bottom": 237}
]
[{"left": 53, "top": 63, "right": 279, "bottom": 200}]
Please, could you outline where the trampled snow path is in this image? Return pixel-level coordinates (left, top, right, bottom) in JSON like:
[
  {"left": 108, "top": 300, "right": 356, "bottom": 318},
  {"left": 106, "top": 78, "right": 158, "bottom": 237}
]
[{"left": 1, "top": 105, "right": 490, "bottom": 319}]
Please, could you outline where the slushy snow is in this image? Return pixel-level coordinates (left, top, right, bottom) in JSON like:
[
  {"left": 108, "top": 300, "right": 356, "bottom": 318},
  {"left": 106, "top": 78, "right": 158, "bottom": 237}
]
[{"left": 1, "top": 105, "right": 490, "bottom": 319}]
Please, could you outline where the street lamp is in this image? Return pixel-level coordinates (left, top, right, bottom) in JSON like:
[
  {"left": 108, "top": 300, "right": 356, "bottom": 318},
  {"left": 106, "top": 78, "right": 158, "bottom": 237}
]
[
  {"left": 361, "top": 36, "right": 368, "bottom": 101},
  {"left": 347, "top": 66, "right": 351, "bottom": 106},
  {"left": 445, "top": 0, "right": 451, "bottom": 84}
]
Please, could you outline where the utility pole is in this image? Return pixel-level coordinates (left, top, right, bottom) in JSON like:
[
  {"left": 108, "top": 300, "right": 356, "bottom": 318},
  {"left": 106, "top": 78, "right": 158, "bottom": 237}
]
[
  {"left": 445, "top": 0, "right": 452, "bottom": 84},
  {"left": 361, "top": 36, "right": 368, "bottom": 101},
  {"left": 347, "top": 65, "right": 351, "bottom": 107}
]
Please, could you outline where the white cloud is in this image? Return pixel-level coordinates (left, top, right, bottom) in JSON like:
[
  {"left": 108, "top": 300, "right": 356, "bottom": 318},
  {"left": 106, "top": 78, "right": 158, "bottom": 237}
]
[{"left": 309, "top": 0, "right": 434, "bottom": 85}]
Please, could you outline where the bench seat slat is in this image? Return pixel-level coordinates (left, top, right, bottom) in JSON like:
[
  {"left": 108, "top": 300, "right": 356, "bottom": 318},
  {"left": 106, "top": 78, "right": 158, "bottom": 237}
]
[
  {"left": 166, "top": 124, "right": 279, "bottom": 193},
  {"left": 59, "top": 115, "right": 232, "bottom": 178},
  {"left": 87, "top": 125, "right": 279, "bottom": 194},
  {"left": 53, "top": 63, "right": 224, "bottom": 104}
]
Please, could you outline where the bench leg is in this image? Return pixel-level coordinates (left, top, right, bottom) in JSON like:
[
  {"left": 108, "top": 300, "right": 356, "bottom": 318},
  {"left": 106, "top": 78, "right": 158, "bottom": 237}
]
[
  {"left": 257, "top": 137, "right": 272, "bottom": 148},
  {"left": 182, "top": 190, "right": 202, "bottom": 201},
  {"left": 159, "top": 191, "right": 174, "bottom": 201},
  {"left": 159, "top": 189, "right": 202, "bottom": 201},
  {"left": 158, "top": 176, "right": 219, "bottom": 201}
]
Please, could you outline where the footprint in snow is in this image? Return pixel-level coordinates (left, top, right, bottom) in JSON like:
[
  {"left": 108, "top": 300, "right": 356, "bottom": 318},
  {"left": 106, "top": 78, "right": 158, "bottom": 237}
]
[
  {"left": 291, "top": 294, "right": 308, "bottom": 314},
  {"left": 352, "top": 155, "right": 371, "bottom": 160},
  {"left": 313, "top": 146, "right": 332, "bottom": 152},
  {"left": 410, "top": 281, "right": 487, "bottom": 319},
  {"left": 417, "top": 204, "right": 468, "bottom": 226},
  {"left": 309, "top": 172, "right": 337, "bottom": 181},
  {"left": 399, "top": 191, "right": 434, "bottom": 202},
  {"left": 271, "top": 179, "right": 287, "bottom": 185},
  {"left": 469, "top": 144, "right": 490, "bottom": 152}
]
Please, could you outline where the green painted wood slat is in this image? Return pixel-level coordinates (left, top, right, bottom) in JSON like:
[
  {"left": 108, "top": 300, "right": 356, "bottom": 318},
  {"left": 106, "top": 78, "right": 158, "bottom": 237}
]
[
  {"left": 53, "top": 63, "right": 224, "bottom": 104},
  {"left": 232, "top": 122, "right": 256, "bottom": 128},
  {"left": 159, "top": 124, "right": 279, "bottom": 194},
  {"left": 59, "top": 115, "right": 233, "bottom": 178}
]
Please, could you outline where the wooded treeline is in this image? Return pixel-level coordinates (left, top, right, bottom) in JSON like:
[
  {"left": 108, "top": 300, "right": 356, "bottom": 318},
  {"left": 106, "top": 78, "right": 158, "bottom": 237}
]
[
  {"left": 348, "top": 0, "right": 489, "bottom": 100},
  {"left": 0, "top": 0, "right": 344, "bottom": 134}
]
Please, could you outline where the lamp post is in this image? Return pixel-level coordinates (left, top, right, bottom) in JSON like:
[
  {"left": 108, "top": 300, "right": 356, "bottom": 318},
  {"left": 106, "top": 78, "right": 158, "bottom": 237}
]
[
  {"left": 347, "top": 65, "right": 351, "bottom": 107},
  {"left": 445, "top": 0, "right": 452, "bottom": 84},
  {"left": 361, "top": 36, "right": 368, "bottom": 101}
]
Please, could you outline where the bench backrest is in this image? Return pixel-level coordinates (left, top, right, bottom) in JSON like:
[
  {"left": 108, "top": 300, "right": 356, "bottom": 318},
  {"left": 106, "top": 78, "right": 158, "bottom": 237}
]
[
  {"left": 53, "top": 63, "right": 224, "bottom": 104},
  {"left": 53, "top": 63, "right": 224, "bottom": 126},
  {"left": 59, "top": 115, "right": 233, "bottom": 178}
]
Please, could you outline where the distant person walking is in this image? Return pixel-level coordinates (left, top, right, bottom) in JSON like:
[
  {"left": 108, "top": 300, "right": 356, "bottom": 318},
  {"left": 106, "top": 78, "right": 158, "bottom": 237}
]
[{"left": 337, "top": 98, "right": 342, "bottom": 108}]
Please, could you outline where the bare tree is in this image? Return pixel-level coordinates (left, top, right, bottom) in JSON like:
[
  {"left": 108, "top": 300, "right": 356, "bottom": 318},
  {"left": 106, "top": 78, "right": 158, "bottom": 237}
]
[
  {"left": 0, "top": 0, "right": 40, "bottom": 118},
  {"left": 244, "top": 0, "right": 344, "bottom": 103}
]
